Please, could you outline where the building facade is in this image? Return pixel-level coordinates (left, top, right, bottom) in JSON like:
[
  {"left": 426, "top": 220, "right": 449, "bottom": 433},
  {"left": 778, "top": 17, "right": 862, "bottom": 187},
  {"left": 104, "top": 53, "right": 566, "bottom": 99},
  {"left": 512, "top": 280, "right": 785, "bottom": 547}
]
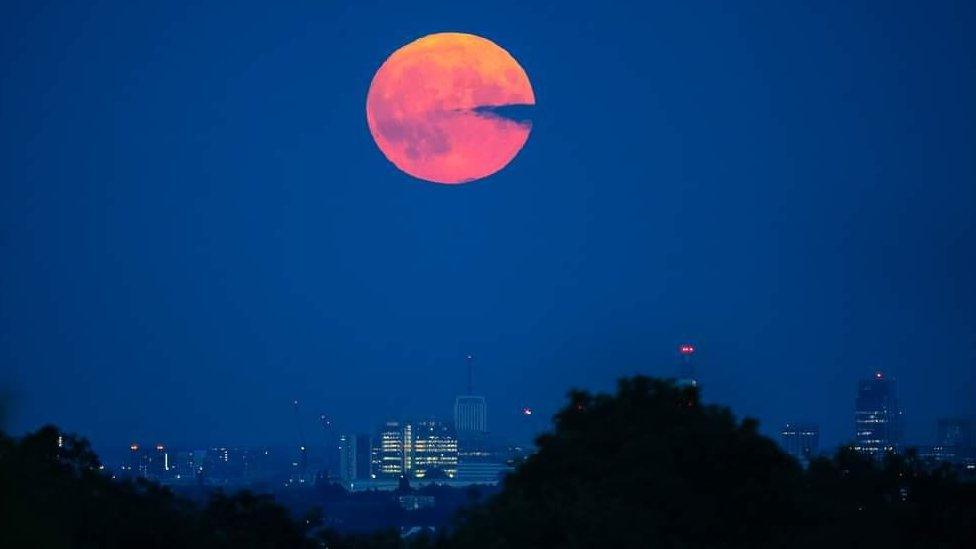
[
  {"left": 370, "top": 420, "right": 459, "bottom": 480},
  {"left": 411, "top": 419, "right": 458, "bottom": 479},
  {"left": 454, "top": 396, "right": 487, "bottom": 434},
  {"left": 853, "top": 372, "right": 902, "bottom": 458},
  {"left": 338, "top": 433, "right": 372, "bottom": 484},
  {"left": 372, "top": 421, "right": 406, "bottom": 478}
]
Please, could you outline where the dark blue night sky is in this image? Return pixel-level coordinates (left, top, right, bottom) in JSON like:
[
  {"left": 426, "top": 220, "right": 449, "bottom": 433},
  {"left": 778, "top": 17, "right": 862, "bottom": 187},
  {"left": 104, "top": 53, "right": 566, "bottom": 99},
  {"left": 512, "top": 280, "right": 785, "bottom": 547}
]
[{"left": 2, "top": 1, "right": 973, "bottom": 454}]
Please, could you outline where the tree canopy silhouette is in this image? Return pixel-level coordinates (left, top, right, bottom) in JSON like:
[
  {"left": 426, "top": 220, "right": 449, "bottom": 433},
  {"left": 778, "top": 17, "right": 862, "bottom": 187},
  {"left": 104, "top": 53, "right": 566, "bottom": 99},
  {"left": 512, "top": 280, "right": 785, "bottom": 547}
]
[
  {"left": 0, "top": 426, "right": 317, "bottom": 548},
  {"left": 2, "top": 377, "right": 974, "bottom": 548},
  {"left": 445, "top": 377, "right": 976, "bottom": 548}
]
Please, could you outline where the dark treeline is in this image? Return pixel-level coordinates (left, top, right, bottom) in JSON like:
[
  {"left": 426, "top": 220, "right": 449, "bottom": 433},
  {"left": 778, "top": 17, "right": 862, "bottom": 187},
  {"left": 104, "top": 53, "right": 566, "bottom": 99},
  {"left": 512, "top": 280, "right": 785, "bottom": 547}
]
[{"left": 2, "top": 376, "right": 974, "bottom": 548}]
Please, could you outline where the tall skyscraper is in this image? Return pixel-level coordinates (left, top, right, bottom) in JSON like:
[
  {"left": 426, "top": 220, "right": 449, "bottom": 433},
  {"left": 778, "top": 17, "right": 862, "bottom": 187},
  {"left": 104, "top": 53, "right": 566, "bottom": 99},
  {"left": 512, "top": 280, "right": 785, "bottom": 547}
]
[
  {"left": 780, "top": 423, "right": 820, "bottom": 467},
  {"left": 411, "top": 419, "right": 458, "bottom": 479},
  {"left": 338, "top": 433, "right": 372, "bottom": 484},
  {"left": 676, "top": 344, "right": 698, "bottom": 388},
  {"left": 372, "top": 421, "right": 406, "bottom": 478},
  {"left": 454, "top": 354, "right": 487, "bottom": 434},
  {"left": 454, "top": 396, "right": 488, "bottom": 434},
  {"left": 853, "top": 371, "right": 902, "bottom": 458}
]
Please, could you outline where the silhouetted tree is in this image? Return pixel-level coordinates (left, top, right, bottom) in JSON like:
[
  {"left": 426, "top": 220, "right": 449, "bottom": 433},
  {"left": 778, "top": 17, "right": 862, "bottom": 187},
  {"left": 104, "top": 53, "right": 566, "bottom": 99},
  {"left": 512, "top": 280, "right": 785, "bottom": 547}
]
[
  {"left": 445, "top": 376, "right": 976, "bottom": 548},
  {"left": 4, "top": 378, "right": 975, "bottom": 549},
  {"left": 0, "top": 425, "right": 319, "bottom": 548}
]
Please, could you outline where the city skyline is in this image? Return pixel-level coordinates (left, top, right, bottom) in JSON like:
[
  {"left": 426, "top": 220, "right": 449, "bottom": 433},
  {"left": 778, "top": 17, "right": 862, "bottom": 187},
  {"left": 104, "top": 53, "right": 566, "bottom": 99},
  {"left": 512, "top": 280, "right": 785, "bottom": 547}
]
[
  {"left": 2, "top": 1, "right": 974, "bottom": 474},
  {"left": 41, "top": 344, "right": 973, "bottom": 460},
  {"left": 3, "top": 1, "right": 974, "bottom": 546},
  {"left": 104, "top": 369, "right": 976, "bottom": 496},
  {"left": 104, "top": 351, "right": 973, "bottom": 465}
]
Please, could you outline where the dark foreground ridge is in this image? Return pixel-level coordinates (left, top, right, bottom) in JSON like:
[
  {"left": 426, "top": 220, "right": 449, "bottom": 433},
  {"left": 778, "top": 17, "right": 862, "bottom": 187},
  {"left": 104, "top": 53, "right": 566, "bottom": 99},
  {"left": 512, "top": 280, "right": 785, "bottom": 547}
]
[{"left": 2, "top": 376, "right": 974, "bottom": 548}]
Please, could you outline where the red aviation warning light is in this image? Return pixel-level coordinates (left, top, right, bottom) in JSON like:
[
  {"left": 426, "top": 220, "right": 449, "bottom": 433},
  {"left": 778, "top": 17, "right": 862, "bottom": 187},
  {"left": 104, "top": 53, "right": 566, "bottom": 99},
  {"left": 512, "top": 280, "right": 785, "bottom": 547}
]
[{"left": 679, "top": 344, "right": 695, "bottom": 356}]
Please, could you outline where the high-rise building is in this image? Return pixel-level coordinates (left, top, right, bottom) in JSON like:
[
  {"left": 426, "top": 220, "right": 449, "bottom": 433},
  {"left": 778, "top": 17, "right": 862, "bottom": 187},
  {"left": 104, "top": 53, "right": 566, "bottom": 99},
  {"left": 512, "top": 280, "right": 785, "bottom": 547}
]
[
  {"left": 780, "top": 423, "right": 820, "bottom": 466},
  {"left": 369, "top": 420, "right": 459, "bottom": 480},
  {"left": 853, "top": 371, "right": 902, "bottom": 458},
  {"left": 411, "top": 419, "right": 458, "bottom": 479},
  {"left": 454, "top": 355, "right": 487, "bottom": 434},
  {"left": 338, "top": 433, "right": 372, "bottom": 484},
  {"left": 676, "top": 344, "right": 698, "bottom": 388},
  {"left": 454, "top": 396, "right": 487, "bottom": 434},
  {"left": 338, "top": 434, "right": 355, "bottom": 482},
  {"left": 372, "top": 421, "right": 406, "bottom": 478}
]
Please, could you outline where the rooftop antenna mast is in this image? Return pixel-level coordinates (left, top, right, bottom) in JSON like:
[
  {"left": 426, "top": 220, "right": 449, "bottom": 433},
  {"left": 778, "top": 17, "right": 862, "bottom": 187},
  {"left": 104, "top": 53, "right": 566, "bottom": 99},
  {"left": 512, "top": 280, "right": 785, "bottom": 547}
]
[{"left": 466, "top": 354, "right": 474, "bottom": 395}]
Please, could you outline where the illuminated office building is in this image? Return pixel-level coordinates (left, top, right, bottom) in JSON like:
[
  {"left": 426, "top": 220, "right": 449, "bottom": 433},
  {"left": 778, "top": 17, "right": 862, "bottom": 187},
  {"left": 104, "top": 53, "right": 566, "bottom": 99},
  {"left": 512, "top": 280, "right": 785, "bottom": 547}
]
[
  {"left": 372, "top": 421, "right": 406, "bottom": 478},
  {"left": 410, "top": 420, "right": 458, "bottom": 479},
  {"left": 370, "top": 420, "right": 459, "bottom": 479},
  {"left": 853, "top": 371, "right": 902, "bottom": 458}
]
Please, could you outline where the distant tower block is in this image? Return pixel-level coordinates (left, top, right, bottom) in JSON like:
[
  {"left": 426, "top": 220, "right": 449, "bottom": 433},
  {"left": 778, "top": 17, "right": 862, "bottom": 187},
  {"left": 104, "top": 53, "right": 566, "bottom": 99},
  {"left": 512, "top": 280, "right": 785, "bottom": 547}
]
[
  {"left": 455, "top": 354, "right": 487, "bottom": 435},
  {"left": 676, "top": 344, "right": 698, "bottom": 388},
  {"left": 853, "top": 371, "right": 903, "bottom": 459}
]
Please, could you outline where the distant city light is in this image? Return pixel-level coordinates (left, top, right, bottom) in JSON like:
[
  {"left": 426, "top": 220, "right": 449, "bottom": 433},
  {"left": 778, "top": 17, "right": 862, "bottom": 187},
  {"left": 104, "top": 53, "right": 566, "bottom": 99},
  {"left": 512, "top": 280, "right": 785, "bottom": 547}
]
[
  {"left": 875, "top": 371, "right": 884, "bottom": 379},
  {"left": 130, "top": 443, "right": 139, "bottom": 451},
  {"left": 521, "top": 407, "right": 533, "bottom": 416}
]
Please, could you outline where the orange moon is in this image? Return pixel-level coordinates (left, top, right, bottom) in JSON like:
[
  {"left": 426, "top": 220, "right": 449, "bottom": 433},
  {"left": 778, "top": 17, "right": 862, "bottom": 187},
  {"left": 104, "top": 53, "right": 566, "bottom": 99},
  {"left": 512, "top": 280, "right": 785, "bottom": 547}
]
[{"left": 366, "top": 33, "right": 535, "bottom": 184}]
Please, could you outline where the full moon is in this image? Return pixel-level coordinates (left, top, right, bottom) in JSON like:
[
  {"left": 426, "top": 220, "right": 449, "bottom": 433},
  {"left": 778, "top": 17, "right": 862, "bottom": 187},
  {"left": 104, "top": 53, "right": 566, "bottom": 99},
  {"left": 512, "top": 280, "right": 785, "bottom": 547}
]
[{"left": 366, "top": 33, "right": 535, "bottom": 184}]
